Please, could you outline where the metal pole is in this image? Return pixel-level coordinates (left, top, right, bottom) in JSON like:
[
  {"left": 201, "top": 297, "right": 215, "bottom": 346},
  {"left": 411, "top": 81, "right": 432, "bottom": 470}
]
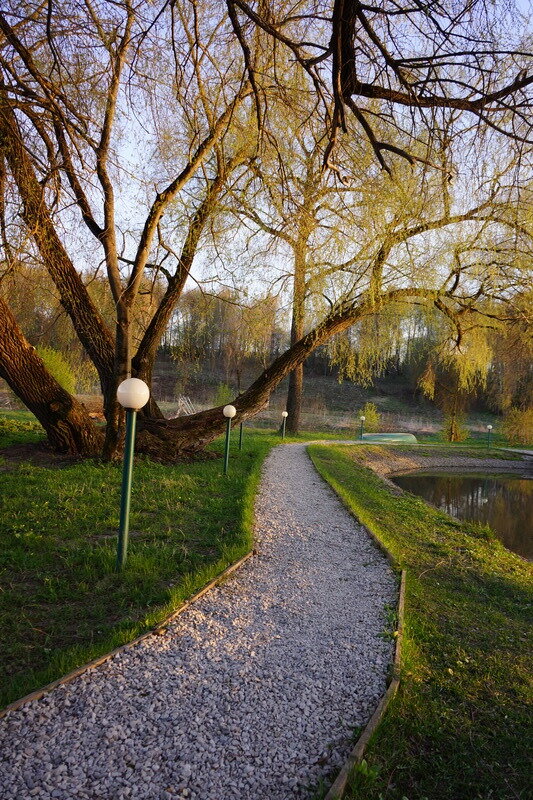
[
  {"left": 239, "top": 421, "right": 243, "bottom": 451},
  {"left": 487, "top": 429, "right": 491, "bottom": 448},
  {"left": 116, "top": 408, "right": 137, "bottom": 571},
  {"left": 360, "top": 420, "right": 364, "bottom": 440},
  {"left": 282, "top": 417, "right": 286, "bottom": 439},
  {"left": 224, "top": 416, "right": 232, "bottom": 475}
]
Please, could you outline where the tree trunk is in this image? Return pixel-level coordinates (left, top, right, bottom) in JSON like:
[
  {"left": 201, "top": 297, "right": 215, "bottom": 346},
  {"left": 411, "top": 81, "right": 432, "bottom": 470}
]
[
  {"left": 0, "top": 93, "right": 116, "bottom": 384},
  {"left": 135, "top": 298, "right": 364, "bottom": 457},
  {"left": 1, "top": 284, "right": 432, "bottom": 461},
  {"left": 0, "top": 298, "right": 102, "bottom": 455},
  {"left": 286, "top": 365, "right": 303, "bottom": 432},
  {"left": 0, "top": 90, "right": 118, "bottom": 449},
  {"left": 285, "top": 248, "right": 306, "bottom": 433}
]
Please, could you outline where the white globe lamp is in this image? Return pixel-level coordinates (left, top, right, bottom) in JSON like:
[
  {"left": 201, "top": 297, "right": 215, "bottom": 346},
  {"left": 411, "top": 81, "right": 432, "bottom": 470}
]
[
  {"left": 115, "top": 377, "right": 150, "bottom": 571},
  {"left": 117, "top": 377, "right": 150, "bottom": 410},
  {"left": 223, "top": 405, "right": 237, "bottom": 473}
]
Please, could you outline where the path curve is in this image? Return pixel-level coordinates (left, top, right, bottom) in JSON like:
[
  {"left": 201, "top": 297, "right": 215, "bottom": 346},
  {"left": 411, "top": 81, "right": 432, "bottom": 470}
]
[{"left": 0, "top": 443, "right": 396, "bottom": 800}]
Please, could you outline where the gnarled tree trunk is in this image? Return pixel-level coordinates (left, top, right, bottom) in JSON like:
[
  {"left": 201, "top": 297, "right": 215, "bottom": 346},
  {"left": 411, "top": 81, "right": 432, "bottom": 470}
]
[{"left": 0, "top": 297, "right": 102, "bottom": 455}]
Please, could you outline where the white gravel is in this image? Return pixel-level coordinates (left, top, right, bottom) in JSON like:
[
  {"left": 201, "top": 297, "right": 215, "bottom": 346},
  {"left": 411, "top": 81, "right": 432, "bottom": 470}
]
[{"left": 0, "top": 443, "right": 396, "bottom": 800}]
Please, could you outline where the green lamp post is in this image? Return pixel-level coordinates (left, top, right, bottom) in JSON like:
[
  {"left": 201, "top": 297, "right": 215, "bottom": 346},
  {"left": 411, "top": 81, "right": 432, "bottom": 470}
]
[
  {"left": 116, "top": 377, "right": 150, "bottom": 571},
  {"left": 223, "top": 404, "right": 237, "bottom": 475},
  {"left": 281, "top": 410, "right": 288, "bottom": 438},
  {"left": 359, "top": 415, "right": 366, "bottom": 441},
  {"left": 487, "top": 423, "right": 493, "bottom": 448}
]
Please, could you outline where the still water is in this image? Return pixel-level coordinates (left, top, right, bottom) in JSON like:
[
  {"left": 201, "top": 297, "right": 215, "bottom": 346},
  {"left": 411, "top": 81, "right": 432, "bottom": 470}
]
[{"left": 390, "top": 472, "right": 533, "bottom": 560}]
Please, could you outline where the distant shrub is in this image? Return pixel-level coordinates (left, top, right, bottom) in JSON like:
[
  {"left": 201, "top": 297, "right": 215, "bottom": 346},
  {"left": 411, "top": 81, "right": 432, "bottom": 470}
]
[
  {"left": 356, "top": 401, "right": 381, "bottom": 432},
  {"left": 36, "top": 347, "right": 76, "bottom": 394},
  {"left": 501, "top": 408, "right": 533, "bottom": 445},
  {"left": 213, "top": 382, "right": 234, "bottom": 406}
]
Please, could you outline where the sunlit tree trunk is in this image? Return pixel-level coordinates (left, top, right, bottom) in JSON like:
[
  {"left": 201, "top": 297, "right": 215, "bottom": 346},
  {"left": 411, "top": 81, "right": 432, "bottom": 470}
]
[
  {"left": 286, "top": 247, "right": 306, "bottom": 433},
  {"left": 0, "top": 297, "right": 102, "bottom": 455}
]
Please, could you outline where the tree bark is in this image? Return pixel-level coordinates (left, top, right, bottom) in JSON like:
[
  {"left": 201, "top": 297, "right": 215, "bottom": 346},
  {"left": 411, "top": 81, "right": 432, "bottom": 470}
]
[
  {"left": 286, "top": 364, "right": 303, "bottom": 432},
  {"left": 0, "top": 297, "right": 102, "bottom": 455},
  {"left": 0, "top": 92, "right": 115, "bottom": 383},
  {"left": 0, "top": 90, "right": 119, "bottom": 449},
  {"left": 285, "top": 241, "right": 308, "bottom": 433}
]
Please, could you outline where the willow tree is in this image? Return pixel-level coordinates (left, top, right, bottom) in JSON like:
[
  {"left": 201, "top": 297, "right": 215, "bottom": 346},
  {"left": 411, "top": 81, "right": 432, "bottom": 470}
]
[
  {"left": 0, "top": 0, "right": 531, "bottom": 458},
  {"left": 225, "top": 103, "right": 376, "bottom": 432},
  {"left": 0, "top": 0, "right": 253, "bottom": 454}
]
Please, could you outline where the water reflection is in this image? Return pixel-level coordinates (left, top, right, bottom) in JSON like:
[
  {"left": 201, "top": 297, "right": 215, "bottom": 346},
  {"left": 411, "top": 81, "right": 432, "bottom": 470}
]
[{"left": 390, "top": 473, "right": 533, "bottom": 560}]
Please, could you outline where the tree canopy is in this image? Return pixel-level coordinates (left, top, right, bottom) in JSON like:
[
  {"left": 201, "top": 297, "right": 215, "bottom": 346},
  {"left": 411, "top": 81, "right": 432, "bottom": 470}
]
[{"left": 0, "top": 0, "right": 531, "bottom": 457}]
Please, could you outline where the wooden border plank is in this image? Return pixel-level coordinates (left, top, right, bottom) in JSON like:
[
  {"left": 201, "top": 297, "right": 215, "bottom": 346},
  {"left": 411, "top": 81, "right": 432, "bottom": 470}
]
[{"left": 324, "top": 569, "right": 406, "bottom": 800}]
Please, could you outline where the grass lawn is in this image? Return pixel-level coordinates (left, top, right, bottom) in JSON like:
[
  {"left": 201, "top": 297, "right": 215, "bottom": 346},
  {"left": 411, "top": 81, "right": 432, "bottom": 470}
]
[
  {"left": 0, "top": 412, "right": 345, "bottom": 709},
  {"left": 0, "top": 410, "right": 45, "bottom": 448},
  {"left": 416, "top": 429, "right": 532, "bottom": 449},
  {"left": 0, "top": 416, "right": 292, "bottom": 708},
  {"left": 389, "top": 442, "right": 525, "bottom": 461},
  {"left": 308, "top": 443, "right": 532, "bottom": 800}
]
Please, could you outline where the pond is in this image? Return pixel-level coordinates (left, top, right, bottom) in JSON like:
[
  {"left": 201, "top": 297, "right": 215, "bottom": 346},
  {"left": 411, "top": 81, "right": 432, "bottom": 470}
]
[{"left": 390, "top": 472, "right": 533, "bottom": 560}]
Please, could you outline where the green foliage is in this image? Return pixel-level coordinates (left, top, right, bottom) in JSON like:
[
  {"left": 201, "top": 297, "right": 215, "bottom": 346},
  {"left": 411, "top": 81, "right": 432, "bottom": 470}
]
[
  {"left": 0, "top": 416, "right": 42, "bottom": 434},
  {"left": 174, "top": 362, "right": 200, "bottom": 398},
  {"left": 309, "top": 443, "right": 532, "bottom": 800},
  {"left": 328, "top": 302, "right": 411, "bottom": 386},
  {"left": 71, "top": 358, "right": 99, "bottom": 394},
  {"left": 36, "top": 346, "right": 76, "bottom": 394},
  {"left": 357, "top": 401, "right": 381, "bottom": 432},
  {"left": 501, "top": 408, "right": 533, "bottom": 445},
  {"left": 214, "top": 382, "right": 234, "bottom": 406}
]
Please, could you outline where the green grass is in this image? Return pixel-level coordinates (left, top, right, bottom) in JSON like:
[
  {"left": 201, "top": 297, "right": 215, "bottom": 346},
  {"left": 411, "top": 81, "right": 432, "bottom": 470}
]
[
  {"left": 0, "top": 422, "right": 288, "bottom": 708},
  {"left": 0, "top": 413, "right": 347, "bottom": 708},
  {"left": 308, "top": 443, "right": 532, "bottom": 800},
  {"left": 416, "top": 429, "right": 522, "bottom": 449},
  {"left": 391, "top": 443, "right": 524, "bottom": 460},
  {"left": 0, "top": 409, "right": 43, "bottom": 448}
]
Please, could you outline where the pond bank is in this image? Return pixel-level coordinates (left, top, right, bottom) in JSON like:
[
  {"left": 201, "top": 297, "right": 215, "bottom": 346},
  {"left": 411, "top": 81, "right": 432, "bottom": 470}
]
[
  {"left": 351, "top": 445, "right": 532, "bottom": 484},
  {"left": 308, "top": 443, "right": 532, "bottom": 800}
]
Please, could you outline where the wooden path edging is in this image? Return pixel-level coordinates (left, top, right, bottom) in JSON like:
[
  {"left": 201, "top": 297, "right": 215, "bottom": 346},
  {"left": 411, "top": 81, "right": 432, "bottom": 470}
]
[
  {"left": 0, "top": 551, "right": 254, "bottom": 719},
  {"left": 324, "top": 569, "right": 406, "bottom": 800}
]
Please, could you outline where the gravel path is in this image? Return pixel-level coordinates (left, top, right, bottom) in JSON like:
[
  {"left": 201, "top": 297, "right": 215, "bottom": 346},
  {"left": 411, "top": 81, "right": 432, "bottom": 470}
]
[{"left": 0, "top": 443, "right": 396, "bottom": 800}]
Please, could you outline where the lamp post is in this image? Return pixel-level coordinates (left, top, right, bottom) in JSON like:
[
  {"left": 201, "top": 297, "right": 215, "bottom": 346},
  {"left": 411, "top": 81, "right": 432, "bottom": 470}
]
[
  {"left": 281, "top": 410, "right": 288, "bottom": 439},
  {"left": 359, "top": 415, "right": 366, "bottom": 441},
  {"left": 223, "top": 405, "right": 236, "bottom": 474},
  {"left": 239, "top": 421, "right": 244, "bottom": 451},
  {"left": 116, "top": 378, "right": 150, "bottom": 571},
  {"left": 487, "top": 423, "right": 493, "bottom": 449}
]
